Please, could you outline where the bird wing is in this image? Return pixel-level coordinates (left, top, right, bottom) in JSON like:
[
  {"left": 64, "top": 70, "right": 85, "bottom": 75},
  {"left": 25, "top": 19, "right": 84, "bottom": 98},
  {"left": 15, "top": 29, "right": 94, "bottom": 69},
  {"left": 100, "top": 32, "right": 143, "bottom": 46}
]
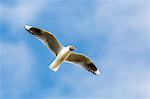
[
  {"left": 25, "top": 25, "right": 63, "bottom": 56},
  {"left": 66, "top": 52, "right": 100, "bottom": 75}
]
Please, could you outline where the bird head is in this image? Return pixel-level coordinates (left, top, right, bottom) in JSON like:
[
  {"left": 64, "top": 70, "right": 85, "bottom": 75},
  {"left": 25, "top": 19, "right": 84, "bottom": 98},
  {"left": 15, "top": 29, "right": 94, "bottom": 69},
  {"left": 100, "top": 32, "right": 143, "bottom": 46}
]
[{"left": 69, "top": 45, "right": 76, "bottom": 51}]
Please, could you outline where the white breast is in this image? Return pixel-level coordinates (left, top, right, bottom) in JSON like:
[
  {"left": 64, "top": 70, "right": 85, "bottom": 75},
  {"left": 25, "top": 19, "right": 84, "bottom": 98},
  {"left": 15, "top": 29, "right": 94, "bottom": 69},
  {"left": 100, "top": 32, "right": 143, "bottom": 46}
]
[
  {"left": 49, "top": 47, "right": 71, "bottom": 71},
  {"left": 57, "top": 47, "right": 71, "bottom": 62}
]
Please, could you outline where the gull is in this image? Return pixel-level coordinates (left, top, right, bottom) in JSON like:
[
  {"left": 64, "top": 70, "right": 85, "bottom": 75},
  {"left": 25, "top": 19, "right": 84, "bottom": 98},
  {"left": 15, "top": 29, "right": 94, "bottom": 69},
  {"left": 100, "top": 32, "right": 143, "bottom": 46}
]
[{"left": 24, "top": 25, "right": 100, "bottom": 75}]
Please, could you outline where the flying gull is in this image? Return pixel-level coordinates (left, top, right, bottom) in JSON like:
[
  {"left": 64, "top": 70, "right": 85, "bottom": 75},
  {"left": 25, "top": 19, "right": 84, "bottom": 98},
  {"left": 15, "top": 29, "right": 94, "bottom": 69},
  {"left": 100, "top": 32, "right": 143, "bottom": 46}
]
[{"left": 24, "top": 25, "right": 100, "bottom": 75}]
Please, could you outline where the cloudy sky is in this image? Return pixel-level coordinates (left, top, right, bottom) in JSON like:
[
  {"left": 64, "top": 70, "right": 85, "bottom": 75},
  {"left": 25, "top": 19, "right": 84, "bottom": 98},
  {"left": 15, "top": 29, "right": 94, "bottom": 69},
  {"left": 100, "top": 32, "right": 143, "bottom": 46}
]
[{"left": 0, "top": 0, "right": 149, "bottom": 99}]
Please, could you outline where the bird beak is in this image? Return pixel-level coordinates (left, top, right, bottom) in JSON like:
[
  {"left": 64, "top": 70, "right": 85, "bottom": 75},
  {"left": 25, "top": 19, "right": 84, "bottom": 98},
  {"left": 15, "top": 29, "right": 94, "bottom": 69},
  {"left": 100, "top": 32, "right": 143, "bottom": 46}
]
[{"left": 74, "top": 47, "right": 77, "bottom": 50}]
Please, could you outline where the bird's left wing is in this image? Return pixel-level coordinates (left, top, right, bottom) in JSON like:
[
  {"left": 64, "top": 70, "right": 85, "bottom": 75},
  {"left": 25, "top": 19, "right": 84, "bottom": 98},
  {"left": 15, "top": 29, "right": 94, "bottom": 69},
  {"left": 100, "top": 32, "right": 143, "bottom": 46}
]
[
  {"left": 25, "top": 25, "right": 63, "bottom": 56},
  {"left": 66, "top": 52, "right": 100, "bottom": 75}
]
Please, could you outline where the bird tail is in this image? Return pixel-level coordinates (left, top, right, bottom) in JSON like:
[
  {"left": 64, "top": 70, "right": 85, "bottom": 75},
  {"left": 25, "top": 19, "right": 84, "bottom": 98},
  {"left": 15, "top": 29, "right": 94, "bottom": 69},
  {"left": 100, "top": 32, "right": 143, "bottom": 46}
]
[{"left": 49, "top": 59, "right": 62, "bottom": 72}]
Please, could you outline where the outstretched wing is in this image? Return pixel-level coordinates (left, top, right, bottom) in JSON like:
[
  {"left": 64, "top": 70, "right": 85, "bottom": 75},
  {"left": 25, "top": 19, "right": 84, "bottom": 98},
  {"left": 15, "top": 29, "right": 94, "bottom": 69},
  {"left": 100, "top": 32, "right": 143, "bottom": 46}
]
[
  {"left": 25, "top": 25, "right": 63, "bottom": 56},
  {"left": 66, "top": 52, "right": 100, "bottom": 75}
]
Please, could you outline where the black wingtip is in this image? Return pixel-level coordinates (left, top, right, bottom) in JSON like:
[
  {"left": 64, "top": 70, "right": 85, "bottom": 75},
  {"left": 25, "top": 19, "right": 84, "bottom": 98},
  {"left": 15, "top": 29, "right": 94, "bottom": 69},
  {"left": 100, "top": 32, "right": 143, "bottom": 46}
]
[{"left": 24, "top": 25, "right": 32, "bottom": 30}]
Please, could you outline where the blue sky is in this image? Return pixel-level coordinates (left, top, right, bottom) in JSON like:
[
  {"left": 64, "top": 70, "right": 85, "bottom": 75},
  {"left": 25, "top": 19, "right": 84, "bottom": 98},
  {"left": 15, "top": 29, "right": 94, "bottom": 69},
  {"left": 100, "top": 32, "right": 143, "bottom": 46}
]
[{"left": 0, "top": 0, "right": 149, "bottom": 99}]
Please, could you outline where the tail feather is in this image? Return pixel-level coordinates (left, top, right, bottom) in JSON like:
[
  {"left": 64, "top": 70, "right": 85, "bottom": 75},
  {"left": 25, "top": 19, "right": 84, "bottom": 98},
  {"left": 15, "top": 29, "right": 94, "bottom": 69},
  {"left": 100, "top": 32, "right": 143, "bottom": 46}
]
[
  {"left": 49, "top": 59, "right": 62, "bottom": 72},
  {"left": 49, "top": 64, "right": 60, "bottom": 72}
]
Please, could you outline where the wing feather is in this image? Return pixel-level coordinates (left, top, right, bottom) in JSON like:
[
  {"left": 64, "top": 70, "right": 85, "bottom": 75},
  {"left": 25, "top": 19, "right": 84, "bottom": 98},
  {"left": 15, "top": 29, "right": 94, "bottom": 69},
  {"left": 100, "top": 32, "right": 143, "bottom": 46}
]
[
  {"left": 25, "top": 25, "right": 63, "bottom": 56},
  {"left": 66, "top": 52, "right": 100, "bottom": 75}
]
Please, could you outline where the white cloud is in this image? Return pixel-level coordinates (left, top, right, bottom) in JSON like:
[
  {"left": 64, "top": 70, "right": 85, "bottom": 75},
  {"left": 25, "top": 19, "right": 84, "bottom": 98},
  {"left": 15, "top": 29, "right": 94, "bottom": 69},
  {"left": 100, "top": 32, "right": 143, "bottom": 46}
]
[
  {"left": 0, "top": 41, "right": 36, "bottom": 98},
  {"left": 0, "top": 0, "right": 149, "bottom": 98},
  {"left": 1, "top": 0, "right": 49, "bottom": 35},
  {"left": 41, "top": 1, "right": 149, "bottom": 98}
]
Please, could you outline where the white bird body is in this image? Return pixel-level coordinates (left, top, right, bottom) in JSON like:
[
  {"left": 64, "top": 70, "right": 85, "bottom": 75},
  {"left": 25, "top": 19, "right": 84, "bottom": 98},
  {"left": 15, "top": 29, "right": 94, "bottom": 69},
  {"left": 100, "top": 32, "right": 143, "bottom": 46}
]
[
  {"left": 25, "top": 25, "right": 100, "bottom": 75},
  {"left": 49, "top": 46, "right": 71, "bottom": 71}
]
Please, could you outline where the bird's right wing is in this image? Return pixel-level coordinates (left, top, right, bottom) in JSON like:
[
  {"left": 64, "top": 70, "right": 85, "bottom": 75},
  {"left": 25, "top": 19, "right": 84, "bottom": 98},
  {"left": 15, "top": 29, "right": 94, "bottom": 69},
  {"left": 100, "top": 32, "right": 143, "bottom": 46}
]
[
  {"left": 25, "top": 25, "right": 63, "bottom": 56},
  {"left": 66, "top": 52, "right": 100, "bottom": 75}
]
